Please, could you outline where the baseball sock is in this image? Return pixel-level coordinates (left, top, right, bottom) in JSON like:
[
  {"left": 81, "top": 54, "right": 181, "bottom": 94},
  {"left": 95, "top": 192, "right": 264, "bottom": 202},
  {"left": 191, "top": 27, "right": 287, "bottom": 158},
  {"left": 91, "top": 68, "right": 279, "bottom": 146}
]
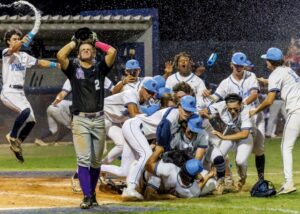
[
  {"left": 214, "top": 156, "right": 226, "bottom": 179},
  {"left": 90, "top": 167, "right": 100, "bottom": 194},
  {"left": 11, "top": 108, "right": 30, "bottom": 138},
  {"left": 78, "top": 166, "right": 91, "bottom": 197},
  {"left": 255, "top": 154, "right": 265, "bottom": 180},
  {"left": 18, "top": 121, "right": 35, "bottom": 142}
]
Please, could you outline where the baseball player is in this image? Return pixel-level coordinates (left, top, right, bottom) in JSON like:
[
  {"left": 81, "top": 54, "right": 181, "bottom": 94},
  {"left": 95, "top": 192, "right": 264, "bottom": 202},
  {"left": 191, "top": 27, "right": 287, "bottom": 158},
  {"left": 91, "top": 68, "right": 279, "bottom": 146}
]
[
  {"left": 203, "top": 93, "right": 254, "bottom": 192},
  {"left": 111, "top": 59, "right": 152, "bottom": 94},
  {"left": 35, "top": 77, "right": 114, "bottom": 146},
  {"left": 1, "top": 29, "right": 60, "bottom": 163},
  {"left": 145, "top": 145, "right": 217, "bottom": 198},
  {"left": 100, "top": 91, "right": 174, "bottom": 180},
  {"left": 208, "top": 52, "right": 266, "bottom": 181},
  {"left": 120, "top": 95, "right": 197, "bottom": 200},
  {"left": 102, "top": 78, "right": 158, "bottom": 165},
  {"left": 250, "top": 47, "right": 300, "bottom": 195},
  {"left": 57, "top": 27, "right": 117, "bottom": 209},
  {"left": 165, "top": 52, "right": 210, "bottom": 109}
]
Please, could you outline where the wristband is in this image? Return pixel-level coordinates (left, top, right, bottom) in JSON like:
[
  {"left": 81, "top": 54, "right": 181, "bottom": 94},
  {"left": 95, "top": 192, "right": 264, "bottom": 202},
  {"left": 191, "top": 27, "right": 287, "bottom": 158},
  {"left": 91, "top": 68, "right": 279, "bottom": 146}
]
[
  {"left": 49, "top": 62, "right": 57, "bottom": 68},
  {"left": 95, "top": 41, "right": 111, "bottom": 53}
]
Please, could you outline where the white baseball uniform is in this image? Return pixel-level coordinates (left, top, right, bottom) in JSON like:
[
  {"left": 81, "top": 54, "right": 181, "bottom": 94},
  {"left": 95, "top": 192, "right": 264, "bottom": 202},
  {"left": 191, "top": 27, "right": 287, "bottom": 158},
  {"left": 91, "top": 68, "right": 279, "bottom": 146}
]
[
  {"left": 212, "top": 70, "right": 265, "bottom": 156},
  {"left": 268, "top": 66, "right": 300, "bottom": 183},
  {"left": 120, "top": 107, "right": 182, "bottom": 190},
  {"left": 102, "top": 89, "right": 141, "bottom": 164},
  {"left": 166, "top": 72, "right": 209, "bottom": 109},
  {"left": 150, "top": 161, "right": 216, "bottom": 197},
  {"left": 209, "top": 101, "right": 253, "bottom": 179},
  {"left": 0, "top": 49, "right": 37, "bottom": 122}
]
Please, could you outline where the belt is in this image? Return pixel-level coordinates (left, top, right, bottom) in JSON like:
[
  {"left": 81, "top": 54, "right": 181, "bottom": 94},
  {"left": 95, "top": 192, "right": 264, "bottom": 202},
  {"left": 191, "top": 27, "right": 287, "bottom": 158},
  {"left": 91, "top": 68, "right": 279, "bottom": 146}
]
[
  {"left": 76, "top": 111, "right": 104, "bottom": 119},
  {"left": 9, "top": 85, "right": 23, "bottom": 89}
]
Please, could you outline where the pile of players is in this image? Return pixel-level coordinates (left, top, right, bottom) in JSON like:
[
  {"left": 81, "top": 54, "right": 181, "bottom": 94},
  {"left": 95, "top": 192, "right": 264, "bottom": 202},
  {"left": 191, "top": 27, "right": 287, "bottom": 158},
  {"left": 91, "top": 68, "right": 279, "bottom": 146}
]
[{"left": 2, "top": 27, "right": 298, "bottom": 207}]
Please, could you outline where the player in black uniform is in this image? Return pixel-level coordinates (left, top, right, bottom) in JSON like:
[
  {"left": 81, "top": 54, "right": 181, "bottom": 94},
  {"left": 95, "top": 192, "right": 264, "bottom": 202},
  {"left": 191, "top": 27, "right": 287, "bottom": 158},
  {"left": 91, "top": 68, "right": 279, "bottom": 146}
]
[{"left": 57, "top": 29, "right": 117, "bottom": 209}]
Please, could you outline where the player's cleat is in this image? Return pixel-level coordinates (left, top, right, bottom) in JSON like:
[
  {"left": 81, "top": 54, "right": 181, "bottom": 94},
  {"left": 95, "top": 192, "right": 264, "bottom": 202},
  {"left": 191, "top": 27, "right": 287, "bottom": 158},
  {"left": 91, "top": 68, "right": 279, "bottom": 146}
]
[
  {"left": 122, "top": 188, "right": 144, "bottom": 201},
  {"left": 90, "top": 192, "right": 99, "bottom": 206},
  {"left": 144, "top": 185, "right": 176, "bottom": 200},
  {"left": 277, "top": 182, "right": 297, "bottom": 195},
  {"left": 71, "top": 172, "right": 82, "bottom": 193},
  {"left": 80, "top": 196, "right": 92, "bottom": 209},
  {"left": 233, "top": 178, "right": 246, "bottom": 192},
  {"left": 6, "top": 134, "right": 21, "bottom": 152},
  {"left": 9, "top": 146, "right": 24, "bottom": 163},
  {"left": 212, "top": 178, "right": 225, "bottom": 195},
  {"left": 34, "top": 138, "right": 48, "bottom": 146}
]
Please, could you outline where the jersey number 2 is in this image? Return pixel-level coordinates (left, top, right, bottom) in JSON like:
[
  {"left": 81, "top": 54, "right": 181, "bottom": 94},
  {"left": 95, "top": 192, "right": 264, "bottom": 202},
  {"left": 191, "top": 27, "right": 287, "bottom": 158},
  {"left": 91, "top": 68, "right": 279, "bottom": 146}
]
[{"left": 95, "top": 79, "right": 100, "bottom": 90}]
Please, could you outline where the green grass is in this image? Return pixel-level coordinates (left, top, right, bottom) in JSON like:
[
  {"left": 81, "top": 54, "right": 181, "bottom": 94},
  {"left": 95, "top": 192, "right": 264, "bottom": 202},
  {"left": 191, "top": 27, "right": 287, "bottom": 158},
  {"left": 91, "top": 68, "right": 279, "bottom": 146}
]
[{"left": 1, "top": 139, "right": 300, "bottom": 213}]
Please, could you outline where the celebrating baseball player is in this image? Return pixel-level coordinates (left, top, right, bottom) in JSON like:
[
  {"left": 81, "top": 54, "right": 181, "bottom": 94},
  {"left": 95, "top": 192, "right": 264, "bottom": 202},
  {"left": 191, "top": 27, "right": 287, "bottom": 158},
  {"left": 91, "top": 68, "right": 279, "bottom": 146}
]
[
  {"left": 250, "top": 47, "right": 300, "bottom": 195},
  {"left": 207, "top": 52, "right": 266, "bottom": 182},
  {"left": 1, "top": 28, "right": 60, "bottom": 163}
]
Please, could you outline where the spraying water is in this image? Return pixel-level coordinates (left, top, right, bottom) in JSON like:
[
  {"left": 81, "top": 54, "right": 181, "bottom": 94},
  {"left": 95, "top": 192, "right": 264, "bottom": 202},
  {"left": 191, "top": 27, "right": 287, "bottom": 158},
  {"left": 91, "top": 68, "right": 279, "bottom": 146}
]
[{"left": 0, "top": 1, "right": 41, "bottom": 47}]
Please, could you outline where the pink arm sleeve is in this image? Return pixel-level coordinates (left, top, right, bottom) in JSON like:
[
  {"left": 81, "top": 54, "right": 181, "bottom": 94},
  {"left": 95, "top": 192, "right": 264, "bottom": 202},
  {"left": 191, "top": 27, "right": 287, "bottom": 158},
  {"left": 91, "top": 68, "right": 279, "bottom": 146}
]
[{"left": 95, "top": 41, "right": 112, "bottom": 53}]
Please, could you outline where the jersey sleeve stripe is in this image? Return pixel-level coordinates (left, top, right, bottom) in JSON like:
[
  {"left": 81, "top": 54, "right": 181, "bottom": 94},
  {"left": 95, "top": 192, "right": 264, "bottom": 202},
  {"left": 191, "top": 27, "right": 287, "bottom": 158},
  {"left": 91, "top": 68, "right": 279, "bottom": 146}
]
[{"left": 268, "top": 88, "right": 280, "bottom": 93}]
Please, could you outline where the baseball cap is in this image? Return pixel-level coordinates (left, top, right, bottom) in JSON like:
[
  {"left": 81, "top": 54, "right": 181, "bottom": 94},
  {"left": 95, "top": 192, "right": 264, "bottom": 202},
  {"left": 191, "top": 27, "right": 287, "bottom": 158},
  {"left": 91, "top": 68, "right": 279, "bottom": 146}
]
[
  {"left": 185, "top": 159, "right": 203, "bottom": 177},
  {"left": 157, "top": 87, "right": 172, "bottom": 99},
  {"left": 180, "top": 95, "right": 196, "bottom": 112},
  {"left": 143, "top": 79, "right": 158, "bottom": 94},
  {"left": 125, "top": 59, "right": 140, "bottom": 70},
  {"left": 153, "top": 75, "right": 166, "bottom": 89},
  {"left": 246, "top": 60, "right": 254, "bottom": 67},
  {"left": 187, "top": 114, "right": 203, "bottom": 133},
  {"left": 231, "top": 52, "right": 248, "bottom": 66},
  {"left": 140, "top": 103, "right": 161, "bottom": 116},
  {"left": 261, "top": 47, "right": 283, "bottom": 61}
]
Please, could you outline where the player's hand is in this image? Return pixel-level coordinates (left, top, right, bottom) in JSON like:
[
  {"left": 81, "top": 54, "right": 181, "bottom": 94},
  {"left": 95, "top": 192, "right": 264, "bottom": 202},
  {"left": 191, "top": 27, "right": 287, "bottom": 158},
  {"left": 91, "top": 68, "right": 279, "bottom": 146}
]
[
  {"left": 21, "top": 35, "right": 30, "bottom": 44},
  {"left": 164, "top": 61, "right": 174, "bottom": 76},
  {"left": 249, "top": 109, "right": 257, "bottom": 117},
  {"left": 123, "top": 75, "right": 136, "bottom": 84},
  {"left": 212, "top": 130, "right": 224, "bottom": 139},
  {"left": 199, "top": 110, "right": 210, "bottom": 119},
  {"left": 257, "top": 77, "right": 268, "bottom": 85},
  {"left": 52, "top": 97, "right": 62, "bottom": 106},
  {"left": 202, "top": 89, "right": 212, "bottom": 97}
]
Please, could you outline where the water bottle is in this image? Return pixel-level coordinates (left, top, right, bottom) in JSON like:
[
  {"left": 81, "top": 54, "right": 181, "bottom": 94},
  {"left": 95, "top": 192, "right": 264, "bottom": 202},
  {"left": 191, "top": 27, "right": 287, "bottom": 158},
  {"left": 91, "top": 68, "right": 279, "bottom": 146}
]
[
  {"left": 207, "top": 53, "right": 218, "bottom": 67},
  {"left": 22, "top": 31, "right": 35, "bottom": 48}
]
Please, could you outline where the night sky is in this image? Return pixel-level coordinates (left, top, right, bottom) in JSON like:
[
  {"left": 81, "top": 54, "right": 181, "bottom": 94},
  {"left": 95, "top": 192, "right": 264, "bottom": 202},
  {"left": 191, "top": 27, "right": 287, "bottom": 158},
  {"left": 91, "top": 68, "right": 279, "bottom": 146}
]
[{"left": 1, "top": 0, "right": 300, "bottom": 41}]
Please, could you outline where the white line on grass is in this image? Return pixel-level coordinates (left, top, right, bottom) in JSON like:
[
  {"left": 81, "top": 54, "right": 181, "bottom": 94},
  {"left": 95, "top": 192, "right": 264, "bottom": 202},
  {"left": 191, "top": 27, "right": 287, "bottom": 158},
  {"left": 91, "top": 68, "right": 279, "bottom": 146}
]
[{"left": 172, "top": 203, "right": 300, "bottom": 214}]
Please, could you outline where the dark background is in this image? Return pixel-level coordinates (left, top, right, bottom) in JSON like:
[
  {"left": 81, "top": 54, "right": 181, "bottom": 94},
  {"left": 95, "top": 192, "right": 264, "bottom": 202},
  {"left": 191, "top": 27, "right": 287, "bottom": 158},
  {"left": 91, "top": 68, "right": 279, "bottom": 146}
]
[{"left": 1, "top": 0, "right": 300, "bottom": 42}]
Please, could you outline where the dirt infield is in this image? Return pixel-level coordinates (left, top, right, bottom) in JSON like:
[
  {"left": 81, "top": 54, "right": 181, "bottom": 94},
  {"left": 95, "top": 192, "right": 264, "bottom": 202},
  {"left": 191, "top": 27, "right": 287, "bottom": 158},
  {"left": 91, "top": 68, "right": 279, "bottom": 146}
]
[{"left": 0, "top": 177, "right": 122, "bottom": 209}]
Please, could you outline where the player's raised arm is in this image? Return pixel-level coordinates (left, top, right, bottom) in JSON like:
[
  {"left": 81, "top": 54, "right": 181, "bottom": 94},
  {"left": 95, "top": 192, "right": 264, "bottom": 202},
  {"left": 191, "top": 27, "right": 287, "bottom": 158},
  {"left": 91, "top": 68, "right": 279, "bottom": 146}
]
[
  {"left": 57, "top": 41, "right": 76, "bottom": 70},
  {"left": 95, "top": 39, "right": 117, "bottom": 68}
]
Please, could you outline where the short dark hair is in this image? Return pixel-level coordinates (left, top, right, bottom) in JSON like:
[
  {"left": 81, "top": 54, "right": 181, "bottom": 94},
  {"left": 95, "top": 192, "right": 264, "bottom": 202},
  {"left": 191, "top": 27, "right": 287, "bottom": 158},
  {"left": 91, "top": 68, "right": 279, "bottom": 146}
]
[
  {"left": 225, "top": 93, "right": 242, "bottom": 104},
  {"left": 267, "top": 59, "right": 284, "bottom": 67},
  {"left": 3, "top": 29, "right": 22, "bottom": 47},
  {"left": 172, "top": 81, "right": 194, "bottom": 96}
]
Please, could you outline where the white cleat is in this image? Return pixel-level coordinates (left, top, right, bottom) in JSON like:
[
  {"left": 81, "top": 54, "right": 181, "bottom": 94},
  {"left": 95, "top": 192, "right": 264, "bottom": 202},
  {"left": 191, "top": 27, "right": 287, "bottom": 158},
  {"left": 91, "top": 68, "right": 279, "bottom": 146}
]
[
  {"left": 34, "top": 138, "right": 48, "bottom": 146},
  {"left": 122, "top": 188, "right": 144, "bottom": 201},
  {"left": 277, "top": 182, "right": 297, "bottom": 195}
]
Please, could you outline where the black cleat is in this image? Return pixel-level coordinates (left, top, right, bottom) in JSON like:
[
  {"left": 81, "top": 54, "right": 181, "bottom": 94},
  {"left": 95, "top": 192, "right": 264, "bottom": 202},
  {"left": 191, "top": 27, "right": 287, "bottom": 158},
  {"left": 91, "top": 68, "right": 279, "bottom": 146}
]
[
  {"left": 9, "top": 146, "right": 24, "bottom": 163},
  {"left": 80, "top": 196, "right": 92, "bottom": 209},
  {"left": 91, "top": 193, "right": 99, "bottom": 207}
]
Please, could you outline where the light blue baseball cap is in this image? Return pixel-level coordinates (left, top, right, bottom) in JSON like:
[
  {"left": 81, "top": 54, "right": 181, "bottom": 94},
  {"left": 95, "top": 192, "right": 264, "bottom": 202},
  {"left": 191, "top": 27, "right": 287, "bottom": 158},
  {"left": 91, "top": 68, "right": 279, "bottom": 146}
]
[
  {"left": 125, "top": 59, "right": 140, "bottom": 70},
  {"left": 153, "top": 75, "right": 166, "bottom": 89},
  {"left": 185, "top": 158, "right": 203, "bottom": 177},
  {"left": 246, "top": 60, "right": 254, "bottom": 67},
  {"left": 180, "top": 95, "right": 196, "bottom": 112},
  {"left": 140, "top": 103, "right": 161, "bottom": 116},
  {"left": 261, "top": 47, "right": 283, "bottom": 61},
  {"left": 187, "top": 114, "right": 203, "bottom": 133},
  {"left": 231, "top": 52, "right": 248, "bottom": 66},
  {"left": 157, "top": 87, "right": 172, "bottom": 99},
  {"left": 143, "top": 79, "right": 158, "bottom": 94}
]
